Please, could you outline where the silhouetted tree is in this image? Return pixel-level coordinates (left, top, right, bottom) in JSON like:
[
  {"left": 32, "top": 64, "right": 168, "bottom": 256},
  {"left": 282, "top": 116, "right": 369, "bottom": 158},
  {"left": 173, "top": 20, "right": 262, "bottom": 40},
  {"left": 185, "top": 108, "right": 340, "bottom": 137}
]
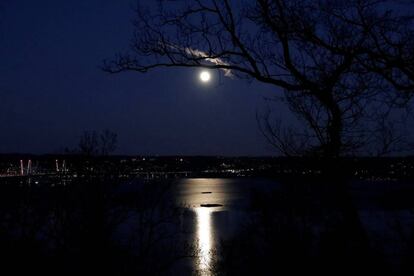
[
  {"left": 257, "top": 108, "right": 307, "bottom": 156},
  {"left": 100, "top": 129, "right": 118, "bottom": 156},
  {"left": 102, "top": 4, "right": 414, "bottom": 271},
  {"left": 104, "top": 0, "right": 412, "bottom": 158},
  {"left": 78, "top": 130, "right": 118, "bottom": 156},
  {"left": 257, "top": 99, "right": 413, "bottom": 156},
  {"left": 340, "top": 1, "right": 414, "bottom": 101},
  {"left": 78, "top": 131, "right": 99, "bottom": 156}
]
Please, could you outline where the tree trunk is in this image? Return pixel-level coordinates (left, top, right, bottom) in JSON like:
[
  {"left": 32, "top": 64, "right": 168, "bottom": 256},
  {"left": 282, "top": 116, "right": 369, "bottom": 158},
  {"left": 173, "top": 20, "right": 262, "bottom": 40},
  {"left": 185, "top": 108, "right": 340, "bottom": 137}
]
[
  {"left": 326, "top": 103, "right": 342, "bottom": 158},
  {"left": 317, "top": 91, "right": 343, "bottom": 158},
  {"left": 313, "top": 92, "right": 377, "bottom": 270}
]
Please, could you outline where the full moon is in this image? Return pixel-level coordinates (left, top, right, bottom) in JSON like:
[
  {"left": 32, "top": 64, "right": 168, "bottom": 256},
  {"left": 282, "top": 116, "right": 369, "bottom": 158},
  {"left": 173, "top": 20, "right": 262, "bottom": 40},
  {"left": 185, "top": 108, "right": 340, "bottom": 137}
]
[{"left": 199, "top": 71, "right": 211, "bottom": 82}]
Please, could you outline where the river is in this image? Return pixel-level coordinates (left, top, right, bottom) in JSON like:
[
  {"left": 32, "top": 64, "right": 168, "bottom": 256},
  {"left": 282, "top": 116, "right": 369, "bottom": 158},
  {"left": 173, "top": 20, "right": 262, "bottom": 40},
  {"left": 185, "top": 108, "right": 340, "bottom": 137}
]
[{"left": 173, "top": 178, "right": 279, "bottom": 275}]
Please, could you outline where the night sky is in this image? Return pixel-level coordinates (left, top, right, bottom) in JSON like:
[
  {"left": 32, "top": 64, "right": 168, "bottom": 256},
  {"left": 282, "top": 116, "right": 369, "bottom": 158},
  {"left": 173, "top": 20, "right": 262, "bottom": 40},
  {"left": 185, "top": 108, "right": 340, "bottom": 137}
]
[{"left": 0, "top": 0, "right": 293, "bottom": 156}]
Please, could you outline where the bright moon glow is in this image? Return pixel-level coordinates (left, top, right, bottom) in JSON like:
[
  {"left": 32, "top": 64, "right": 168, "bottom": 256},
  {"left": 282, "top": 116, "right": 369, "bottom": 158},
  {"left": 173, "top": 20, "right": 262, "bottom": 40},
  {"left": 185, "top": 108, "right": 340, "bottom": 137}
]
[{"left": 199, "top": 71, "right": 211, "bottom": 82}]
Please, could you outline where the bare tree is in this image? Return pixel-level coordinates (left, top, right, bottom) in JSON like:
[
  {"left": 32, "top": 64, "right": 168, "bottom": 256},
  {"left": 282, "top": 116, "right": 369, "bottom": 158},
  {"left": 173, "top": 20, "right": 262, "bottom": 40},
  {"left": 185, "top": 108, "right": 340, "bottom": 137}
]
[
  {"left": 104, "top": 0, "right": 411, "bottom": 157},
  {"left": 79, "top": 131, "right": 99, "bottom": 156},
  {"left": 100, "top": 129, "right": 118, "bottom": 156},
  {"left": 78, "top": 130, "right": 118, "bottom": 156},
  {"left": 348, "top": 1, "right": 414, "bottom": 101},
  {"left": 257, "top": 107, "right": 309, "bottom": 156}
]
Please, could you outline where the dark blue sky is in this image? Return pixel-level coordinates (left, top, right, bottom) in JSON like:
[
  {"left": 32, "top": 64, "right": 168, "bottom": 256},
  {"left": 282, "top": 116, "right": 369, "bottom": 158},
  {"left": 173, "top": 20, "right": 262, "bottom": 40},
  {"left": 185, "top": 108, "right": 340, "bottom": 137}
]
[{"left": 0, "top": 0, "right": 290, "bottom": 156}]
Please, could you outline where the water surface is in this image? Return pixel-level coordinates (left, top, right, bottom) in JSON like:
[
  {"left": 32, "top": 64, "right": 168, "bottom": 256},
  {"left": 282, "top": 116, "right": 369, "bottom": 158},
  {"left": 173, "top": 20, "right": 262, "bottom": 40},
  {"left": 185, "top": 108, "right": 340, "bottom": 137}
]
[{"left": 174, "top": 178, "right": 279, "bottom": 275}]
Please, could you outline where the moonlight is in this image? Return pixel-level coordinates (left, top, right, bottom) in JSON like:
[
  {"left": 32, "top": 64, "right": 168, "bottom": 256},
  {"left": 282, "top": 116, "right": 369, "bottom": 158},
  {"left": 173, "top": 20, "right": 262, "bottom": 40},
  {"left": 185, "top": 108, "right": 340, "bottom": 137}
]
[{"left": 199, "top": 71, "right": 211, "bottom": 83}]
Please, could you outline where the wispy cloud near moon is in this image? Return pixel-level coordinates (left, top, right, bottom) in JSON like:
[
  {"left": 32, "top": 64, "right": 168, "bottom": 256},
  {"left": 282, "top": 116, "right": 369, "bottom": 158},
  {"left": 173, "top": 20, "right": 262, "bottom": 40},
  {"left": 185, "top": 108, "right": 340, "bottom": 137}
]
[
  {"left": 184, "top": 47, "right": 234, "bottom": 77},
  {"left": 164, "top": 42, "right": 233, "bottom": 77}
]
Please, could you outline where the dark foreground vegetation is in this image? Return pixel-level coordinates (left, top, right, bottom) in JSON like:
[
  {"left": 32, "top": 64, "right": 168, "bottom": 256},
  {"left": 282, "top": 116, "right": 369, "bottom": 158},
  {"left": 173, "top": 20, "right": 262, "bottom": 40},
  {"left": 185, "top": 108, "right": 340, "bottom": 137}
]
[
  {"left": 1, "top": 159, "right": 414, "bottom": 275},
  {"left": 0, "top": 176, "right": 193, "bottom": 275},
  {"left": 216, "top": 179, "right": 414, "bottom": 275}
]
